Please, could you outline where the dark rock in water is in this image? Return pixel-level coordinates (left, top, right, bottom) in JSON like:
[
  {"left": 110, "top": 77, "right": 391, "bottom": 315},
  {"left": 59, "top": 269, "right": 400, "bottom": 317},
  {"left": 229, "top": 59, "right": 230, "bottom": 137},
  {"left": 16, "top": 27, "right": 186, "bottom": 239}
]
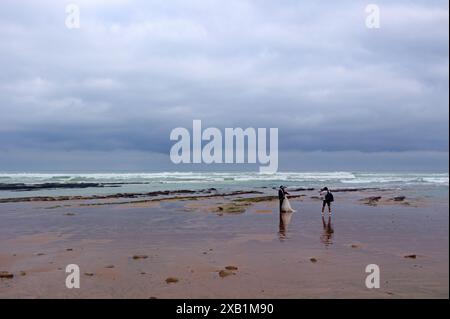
[
  {"left": 0, "top": 182, "right": 119, "bottom": 191},
  {"left": 0, "top": 271, "right": 14, "bottom": 279},
  {"left": 64, "top": 212, "right": 76, "bottom": 216},
  {"left": 332, "top": 187, "right": 381, "bottom": 192},
  {"left": 393, "top": 196, "right": 406, "bottom": 202},
  {"left": 0, "top": 189, "right": 263, "bottom": 204},
  {"left": 360, "top": 196, "right": 382, "bottom": 206},
  {"left": 290, "top": 187, "right": 315, "bottom": 192}
]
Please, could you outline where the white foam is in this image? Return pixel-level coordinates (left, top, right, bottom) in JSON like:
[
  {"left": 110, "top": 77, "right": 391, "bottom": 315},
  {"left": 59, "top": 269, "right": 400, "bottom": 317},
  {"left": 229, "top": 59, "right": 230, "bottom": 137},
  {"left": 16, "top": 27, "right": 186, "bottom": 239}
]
[{"left": 0, "top": 172, "right": 447, "bottom": 186}]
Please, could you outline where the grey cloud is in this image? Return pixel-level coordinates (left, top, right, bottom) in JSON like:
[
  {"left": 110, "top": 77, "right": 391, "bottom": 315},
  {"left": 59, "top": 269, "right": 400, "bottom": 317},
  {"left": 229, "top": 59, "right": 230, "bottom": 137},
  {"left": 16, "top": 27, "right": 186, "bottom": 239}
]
[{"left": 0, "top": 0, "right": 448, "bottom": 170}]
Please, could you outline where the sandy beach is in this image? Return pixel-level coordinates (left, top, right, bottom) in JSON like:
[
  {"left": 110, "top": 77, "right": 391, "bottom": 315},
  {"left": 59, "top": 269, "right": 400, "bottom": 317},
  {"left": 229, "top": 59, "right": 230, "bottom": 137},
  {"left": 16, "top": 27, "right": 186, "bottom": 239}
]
[
  {"left": 1, "top": 0, "right": 448, "bottom": 305},
  {"left": 0, "top": 187, "right": 448, "bottom": 299}
]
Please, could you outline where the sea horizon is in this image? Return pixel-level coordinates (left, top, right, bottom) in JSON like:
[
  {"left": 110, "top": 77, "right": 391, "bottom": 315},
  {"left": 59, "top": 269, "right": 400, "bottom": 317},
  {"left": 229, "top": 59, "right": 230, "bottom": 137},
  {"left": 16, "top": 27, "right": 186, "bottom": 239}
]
[{"left": 1, "top": 170, "right": 448, "bottom": 200}]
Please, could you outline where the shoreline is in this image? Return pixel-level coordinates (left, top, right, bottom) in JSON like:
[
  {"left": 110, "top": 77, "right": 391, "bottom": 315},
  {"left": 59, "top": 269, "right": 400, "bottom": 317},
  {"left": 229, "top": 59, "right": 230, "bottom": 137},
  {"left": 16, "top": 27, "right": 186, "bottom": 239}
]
[{"left": 0, "top": 186, "right": 404, "bottom": 204}]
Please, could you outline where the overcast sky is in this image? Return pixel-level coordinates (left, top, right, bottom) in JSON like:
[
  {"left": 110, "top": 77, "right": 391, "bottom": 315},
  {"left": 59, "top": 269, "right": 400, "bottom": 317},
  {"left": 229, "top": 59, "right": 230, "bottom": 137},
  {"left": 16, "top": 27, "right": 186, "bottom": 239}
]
[{"left": 0, "top": 0, "right": 448, "bottom": 171}]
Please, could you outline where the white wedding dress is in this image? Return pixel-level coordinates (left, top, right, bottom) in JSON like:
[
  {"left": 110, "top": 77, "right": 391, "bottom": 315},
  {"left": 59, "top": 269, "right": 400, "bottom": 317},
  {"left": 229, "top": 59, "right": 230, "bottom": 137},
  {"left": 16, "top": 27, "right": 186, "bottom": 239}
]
[{"left": 281, "top": 196, "right": 296, "bottom": 213}]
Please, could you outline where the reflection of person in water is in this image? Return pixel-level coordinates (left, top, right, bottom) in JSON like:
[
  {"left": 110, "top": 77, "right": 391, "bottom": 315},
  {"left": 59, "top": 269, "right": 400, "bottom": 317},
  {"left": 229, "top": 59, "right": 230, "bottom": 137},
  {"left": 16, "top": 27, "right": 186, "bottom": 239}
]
[
  {"left": 320, "top": 216, "right": 334, "bottom": 247},
  {"left": 278, "top": 211, "right": 293, "bottom": 241}
]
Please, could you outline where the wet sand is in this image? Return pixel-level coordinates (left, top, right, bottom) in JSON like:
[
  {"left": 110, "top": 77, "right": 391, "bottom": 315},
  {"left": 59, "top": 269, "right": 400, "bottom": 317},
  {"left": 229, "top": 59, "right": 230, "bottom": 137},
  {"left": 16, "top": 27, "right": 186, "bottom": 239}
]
[{"left": 0, "top": 189, "right": 448, "bottom": 298}]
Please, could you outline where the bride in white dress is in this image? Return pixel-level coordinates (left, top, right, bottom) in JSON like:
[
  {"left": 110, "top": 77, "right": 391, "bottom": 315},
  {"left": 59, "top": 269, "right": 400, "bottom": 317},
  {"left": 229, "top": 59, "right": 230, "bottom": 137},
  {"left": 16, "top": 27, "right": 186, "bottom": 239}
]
[{"left": 281, "top": 187, "right": 296, "bottom": 213}]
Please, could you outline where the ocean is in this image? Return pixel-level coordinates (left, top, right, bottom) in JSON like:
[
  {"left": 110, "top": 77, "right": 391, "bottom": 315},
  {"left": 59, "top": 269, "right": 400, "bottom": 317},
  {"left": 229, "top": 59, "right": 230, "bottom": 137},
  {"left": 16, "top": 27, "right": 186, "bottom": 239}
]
[{"left": 0, "top": 171, "right": 448, "bottom": 199}]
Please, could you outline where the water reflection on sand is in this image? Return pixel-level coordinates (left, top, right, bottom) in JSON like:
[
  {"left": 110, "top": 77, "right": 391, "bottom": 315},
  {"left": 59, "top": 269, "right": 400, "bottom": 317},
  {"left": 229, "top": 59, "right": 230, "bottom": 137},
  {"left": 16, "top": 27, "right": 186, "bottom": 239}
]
[
  {"left": 321, "top": 216, "right": 334, "bottom": 247},
  {"left": 278, "top": 212, "right": 294, "bottom": 241}
]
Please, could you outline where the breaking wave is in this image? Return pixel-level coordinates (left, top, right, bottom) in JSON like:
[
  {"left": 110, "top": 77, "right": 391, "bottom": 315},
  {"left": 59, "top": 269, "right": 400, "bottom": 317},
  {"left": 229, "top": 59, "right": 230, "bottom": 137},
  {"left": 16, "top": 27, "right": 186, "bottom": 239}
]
[{"left": 0, "top": 172, "right": 447, "bottom": 186}]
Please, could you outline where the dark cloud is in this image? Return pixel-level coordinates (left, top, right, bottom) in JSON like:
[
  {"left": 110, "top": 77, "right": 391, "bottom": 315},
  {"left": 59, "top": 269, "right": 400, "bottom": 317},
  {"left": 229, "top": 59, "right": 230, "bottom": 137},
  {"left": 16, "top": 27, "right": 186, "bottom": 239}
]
[{"left": 0, "top": 0, "right": 448, "bottom": 170}]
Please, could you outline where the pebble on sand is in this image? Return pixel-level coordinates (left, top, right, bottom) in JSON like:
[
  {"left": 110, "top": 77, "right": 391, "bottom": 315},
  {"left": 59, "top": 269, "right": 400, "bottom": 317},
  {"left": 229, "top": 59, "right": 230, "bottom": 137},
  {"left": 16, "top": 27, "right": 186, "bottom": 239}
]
[
  {"left": 225, "top": 266, "right": 238, "bottom": 271},
  {"left": 84, "top": 272, "right": 94, "bottom": 277},
  {"left": 0, "top": 271, "right": 14, "bottom": 279},
  {"left": 310, "top": 258, "right": 318, "bottom": 263},
  {"left": 404, "top": 254, "right": 417, "bottom": 259},
  {"left": 219, "top": 270, "right": 233, "bottom": 278},
  {"left": 132, "top": 255, "right": 148, "bottom": 260},
  {"left": 165, "top": 277, "right": 179, "bottom": 284},
  {"left": 19, "top": 271, "right": 26, "bottom": 276}
]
